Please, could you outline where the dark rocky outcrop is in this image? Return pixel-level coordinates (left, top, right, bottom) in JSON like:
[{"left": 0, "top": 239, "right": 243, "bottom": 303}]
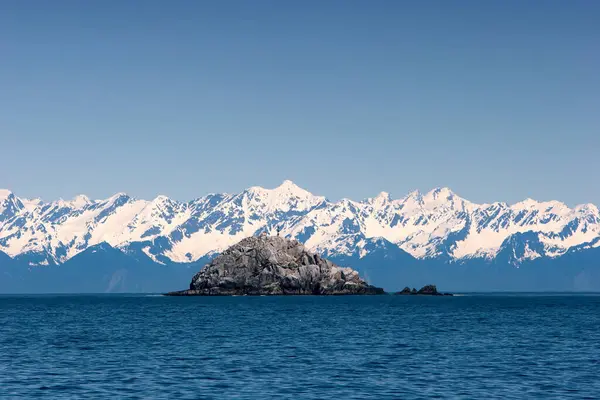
[
  {"left": 165, "top": 236, "right": 385, "bottom": 296},
  {"left": 395, "top": 284, "right": 452, "bottom": 296},
  {"left": 398, "top": 287, "right": 412, "bottom": 295}
]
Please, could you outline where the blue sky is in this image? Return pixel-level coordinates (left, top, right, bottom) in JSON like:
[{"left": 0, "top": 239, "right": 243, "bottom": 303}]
[{"left": 1, "top": 0, "right": 599, "bottom": 206}]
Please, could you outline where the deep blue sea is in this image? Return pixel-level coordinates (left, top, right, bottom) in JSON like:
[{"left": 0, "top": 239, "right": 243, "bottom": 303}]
[{"left": 1, "top": 294, "right": 600, "bottom": 399}]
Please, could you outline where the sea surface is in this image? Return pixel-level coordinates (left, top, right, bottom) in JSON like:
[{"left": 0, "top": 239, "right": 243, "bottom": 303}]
[{"left": 1, "top": 294, "right": 599, "bottom": 399}]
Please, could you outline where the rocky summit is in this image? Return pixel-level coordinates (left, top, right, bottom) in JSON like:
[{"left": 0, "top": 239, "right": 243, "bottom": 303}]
[{"left": 165, "top": 236, "right": 384, "bottom": 296}]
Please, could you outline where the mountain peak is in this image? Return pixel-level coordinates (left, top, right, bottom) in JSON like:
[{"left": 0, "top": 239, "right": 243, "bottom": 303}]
[
  {"left": 514, "top": 198, "right": 538, "bottom": 208},
  {"left": 272, "top": 180, "right": 312, "bottom": 197},
  {"left": 426, "top": 187, "right": 454, "bottom": 197},
  {"left": 21, "top": 198, "right": 43, "bottom": 209},
  {"left": 276, "top": 179, "right": 302, "bottom": 190},
  {"left": 71, "top": 194, "right": 91, "bottom": 207},
  {"left": 575, "top": 203, "right": 600, "bottom": 214},
  {"left": 423, "top": 187, "right": 461, "bottom": 205},
  {"left": 107, "top": 192, "right": 130, "bottom": 202},
  {"left": 280, "top": 179, "right": 295, "bottom": 187},
  {"left": 0, "top": 189, "right": 14, "bottom": 200},
  {"left": 1, "top": 185, "right": 599, "bottom": 270},
  {"left": 371, "top": 191, "right": 391, "bottom": 203},
  {"left": 152, "top": 194, "right": 171, "bottom": 203},
  {"left": 402, "top": 190, "right": 423, "bottom": 203}
]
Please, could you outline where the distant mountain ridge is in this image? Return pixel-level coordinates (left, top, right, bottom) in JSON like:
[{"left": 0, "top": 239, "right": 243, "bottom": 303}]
[{"left": 1, "top": 182, "right": 599, "bottom": 292}]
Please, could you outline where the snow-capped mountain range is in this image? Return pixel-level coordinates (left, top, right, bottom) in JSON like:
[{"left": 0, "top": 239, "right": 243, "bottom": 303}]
[{"left": 1, "top": 181, "right": 599, "bottom": 268}]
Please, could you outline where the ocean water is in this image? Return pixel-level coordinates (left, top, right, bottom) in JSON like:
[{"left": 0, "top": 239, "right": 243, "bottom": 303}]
[{"left": 1, "top": 295, "right": 599, "bottom": 399}]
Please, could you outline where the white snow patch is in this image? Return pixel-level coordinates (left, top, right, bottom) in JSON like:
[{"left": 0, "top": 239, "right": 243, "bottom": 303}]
[{"left": 1, "top": 181, "right": 599, "bottom": 265}]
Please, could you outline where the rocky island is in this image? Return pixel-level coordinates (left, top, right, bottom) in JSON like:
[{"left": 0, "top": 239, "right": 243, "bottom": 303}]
[
  {"left": 165, "top": 235, "right": 385, "bottom": 296},
  {"left": 395, "top": 284, "right": 453, "bottom": 296}
]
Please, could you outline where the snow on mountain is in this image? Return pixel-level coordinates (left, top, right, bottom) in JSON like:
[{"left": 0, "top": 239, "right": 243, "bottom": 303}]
[
  {"left": 0, "top": 182, "right": 599, "bottom": 266},
  {"left": 0, "top": 190, "right": 25, "bottom": 224},
  {"left": 452, "top": 199, "right": 600, "bottom": 261},
  {"left": 162, "top": 180, "right": 327, "bottom": 263}
]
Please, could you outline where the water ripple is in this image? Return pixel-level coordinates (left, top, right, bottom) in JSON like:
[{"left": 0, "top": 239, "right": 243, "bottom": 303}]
[{"left": 1, "top": 295, "right": 599, "bottom": 399}]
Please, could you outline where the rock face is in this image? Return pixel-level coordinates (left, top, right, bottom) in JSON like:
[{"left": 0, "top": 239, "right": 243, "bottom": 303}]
[
  {"left": 165, "top": 236, "right": 385, "bottom": 296},
  {"left": 395, "top": 284, "right": 452, "bottom": 296}
]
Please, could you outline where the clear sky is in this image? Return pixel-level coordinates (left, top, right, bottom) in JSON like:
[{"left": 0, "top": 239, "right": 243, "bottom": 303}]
[{"left": 1, "top": 0, "right": 599, "bottom": 206}]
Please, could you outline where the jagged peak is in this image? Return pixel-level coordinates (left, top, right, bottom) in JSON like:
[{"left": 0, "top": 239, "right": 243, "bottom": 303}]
[
  {"left": 420, "top": 187, "right": 471, "bottom": 211},
  {"left": 510, "top": 198, "right": 570, "bottom": 211},
  {"left": 22, "top": 198, "right": 43, "bottom": 207},
  {"left": 244, "top": 180, "right": 319, "bottom": 203},
  {"left": 2, "top": 183, "right": 600, "bottom": 268},
  {"left": 574, "top": 203, "right": 599, "bottom": 214},
  {"left": 338, "top": 197, "right": 360, "bottom": 208},
  {"left": 279, "top": 179, "right": 297, "bottom": 188},
  {"left": 480, "top": 201, "right": 509, "bottom": 209},
  {"left": 106, "top": 192, "right": 130, "bottom": 202},
  {"left": 376, "top": 191, "right": 390, "bottom": 199},
  {"left": 245, "top": 185, "right": 266, "bottom": 194},
  {"left": 0, "top": 189, "right": 24, "bottom": 214},
  {"left": 55, "top": 194, "right": 91, "bottom": 208},
  {"left": 272, "top": 180, "right": 313, "bottom": 197},
  {"left": 514, "top": 198, "right": 538, "bottom": 208},
  {"left": 425, "top": 187, "right": 454, "bottom": 198},
  {"left": 74, "top": 194, "right": 90, "bottom": 202},
  {"left": 152, "top": 194, "right": 172, "bottom": 203},
  {"left": 148, "top": 195, "right": 183, "bottom": 211},
  {"left": 365, "top": 191, "right": 391, "bottom": 204},
  {"left": 401, "top": 189, "right": 423, "bottom": 204},
  {"left": 0, "top": 189, "right": 14, "bottom": 200},
  {"left": 71, "top": 194, "right": 91, "bottom": 207},
  {"left": 537, "top": 200, "right": 569, "bottom": 211}
]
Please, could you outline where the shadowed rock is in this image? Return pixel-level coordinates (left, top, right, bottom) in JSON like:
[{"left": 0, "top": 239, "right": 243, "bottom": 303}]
[
  {"left": 395, "top": 284, "right": 453, "bottom": 296},
  {"left": 165, "top": 236, "right": 385, "bottom": 296}
]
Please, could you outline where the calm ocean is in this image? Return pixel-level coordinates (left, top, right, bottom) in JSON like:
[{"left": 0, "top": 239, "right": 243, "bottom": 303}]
[{"left": 1, "top": 294, "right": 599, "bottom": 399}]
